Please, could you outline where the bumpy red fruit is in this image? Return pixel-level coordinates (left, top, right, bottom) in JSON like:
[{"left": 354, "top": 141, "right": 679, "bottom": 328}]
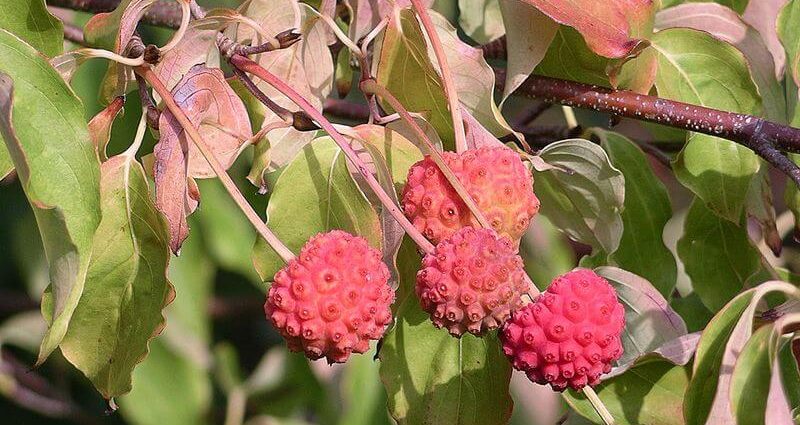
[
  {"left": 500, "top": 269, "right": 625, "bottom": 391},
  {"left": 416, "top": 227, "right": 528, "bottom": 336},
  {"left": 264, "top": 230, "right": 394, "bottom": 364},
  {"left": 401, "top": 146, "right": 540, "bottom": 246}
]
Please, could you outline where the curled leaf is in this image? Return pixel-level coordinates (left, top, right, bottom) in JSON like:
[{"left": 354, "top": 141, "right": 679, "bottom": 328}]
[
  {"left": 88, "top": 96, "right": 125, "bottom": 160},
  {"left": 154, "top": 65, "right": 252, "bottom": 253}
]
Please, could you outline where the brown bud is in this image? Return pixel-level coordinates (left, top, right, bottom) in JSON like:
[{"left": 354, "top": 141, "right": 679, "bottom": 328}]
[{"left": 292, "top": 111, "right": 319, "bottom": 131}]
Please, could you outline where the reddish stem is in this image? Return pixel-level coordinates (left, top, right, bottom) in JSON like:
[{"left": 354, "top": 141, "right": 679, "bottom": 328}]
[
  {"left": 135, "top": 65, "right": 296, "bottom": 263},
  {"left": 409, "top": 0, "right": 467, "bottom": 152},
  {"left": 230, "top": 54, "right": 436, "bottom": 254}
]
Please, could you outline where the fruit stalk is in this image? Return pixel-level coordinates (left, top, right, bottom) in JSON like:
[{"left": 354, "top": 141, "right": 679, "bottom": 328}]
[
  {"left": 583, "top": 386, "right": 616, "bottom": 425},
  {"left": 229, "top": 54, "right": 436, "bottom": 254},
  {"left": 360, "top": 79, "right": 492, "bottom": 230},
  {"left": 135, "top": 65, "right": 296, "bottom": 263},
  {"left": 409, "top": 0, "right": 468, "bottom": 153}
]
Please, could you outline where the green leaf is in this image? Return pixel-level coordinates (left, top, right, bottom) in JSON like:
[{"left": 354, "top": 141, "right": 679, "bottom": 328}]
[
  {"left": 375, "top": 8, "right": 454, "bottom": 149},
  {"left": 0, "top": 0, "right": 63, "bottom": 57},
  {"left": 535, "top": 26, "right": 611, "bottom": 86},
  {"left": 380, "top": 239, "right": 513, "bottom": 425},
  {"left": 565, "top": 360, "right": 691, "bottom": 425},
  {"left": 252, "top": 138, "right": 381, "bottom": 282},
  {"left": 655, "top": 3, "right": 786, "bottom": 123},
  {"left": 533, "top": 139, "right": 625, "bottom": 256},
  {"left": 120, "top": 340, "right": 211, "bottom": 425},
  {"left": 677, "top": 199, "right": 765, "bottom": 312},
  {"left": 684, "top": 290, "right": 754, "bottom": 425},
  {"left": 670, "top": 292, "right": 715, "bottom": 333},
  {"left": 595, "top": 129, "right": 677, "bottom": 297},
  {"left": 338, "top": 347, "right": 392, "bottom": 425},
  {"left": 779, "top": 0, "right": 800, "bottom": 127},
  {"left": 519, "top": 215, "right": 576, "bottom": 290},
  {"left": 729, "top": 324, "right": 781, "bottom": 425},
  {"left": 0, "top": 29, "right": 102, "bottom": 364},
  {"left": 50, "top": 155, "right": 173, "bottom": 399},
  {"left": 652, "top": 28, "right": 762, "bottom": 222}
]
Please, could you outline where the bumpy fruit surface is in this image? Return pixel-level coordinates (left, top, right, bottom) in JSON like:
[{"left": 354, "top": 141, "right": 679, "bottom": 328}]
[
  {"left": 500, "top": 269, "right": 625, "bottom": 391},
  {"left": 401, "top": 146, "right": 540, "bottom": 246},
  {"left": 416, "top": 227, "right": 527, "bottom": 336},
  {"left": 264, "top": 230, "right": 394, "bottom": 364}
]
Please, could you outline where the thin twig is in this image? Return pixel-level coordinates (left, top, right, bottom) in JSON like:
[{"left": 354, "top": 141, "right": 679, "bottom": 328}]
[
  {"left": 134, "top": 73, "right": 160, "bottom": 129},
  {"left": 512, "top": 101, "right": 552, "bottom": 128},
  {"left": 231, "top": 67, "right": 293, "bottom": 125},
  {"left": 410, "top": 0, "right": 467, "bottom": 152},
  {"left": 230, "top": 54, "right": 436, "bottom": 254},
  {"left": 583, "top": 386, "right": 616, "bottom": 425},
  {"left": 135, "top": 65, "right": 296, "bottom": 263}
]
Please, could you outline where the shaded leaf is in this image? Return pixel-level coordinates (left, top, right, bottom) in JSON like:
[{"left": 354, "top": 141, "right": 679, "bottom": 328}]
[
  {"left": 498, "top": 0, "right": 558, "bottom": 102},
  {"left": 595, "top": 129, "right": 677, "bottom": 296},
  {"left": 154, "top": 65, "right": 252, "bottom": 253},
  {"left": 252, "top": 137, "right": 381, "bottom": 282},
  {"left": 535, "top": 26, "right": 610, "bottom": 87},
  {"left": 729, "top": 324, "right": 782, "bottom": 425},
  {"left": 53, "top": 154, "right": 173, "bottom": 399},
  {"left": 652, "top": 28, "right": 762, "bottom": 222},
  {"left": 533, "top": 138, "right": 625, "bottom": 256},
  {"left": 458, "top": 0, "right": 505, "bottom": 44},
  {"left": 519, "top": 0, "right": 654, "bottom": 58},
  {"left": 380, "top": 239, "right": 513, "bottom": 425},
  {"left": 677, "top": 198, "right": 766, "bottom": 312},
  {"left": 779, "top": 0, "right": 800, "bottom": 126},
  {"left": 0, "top": 30, "right": 101, "bottom": 364},
  {"left": 428, "top": 11, "right": 516, "bottom": 138},
  {"left": 120, "top": 340, "right": 211, "bottom": 425},
  {"left": 348, "top": 0, "right": 431, "bottom": 42}
]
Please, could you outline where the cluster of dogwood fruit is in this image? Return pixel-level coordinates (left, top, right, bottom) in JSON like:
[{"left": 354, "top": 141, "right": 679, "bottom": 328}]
[{"left": 263, "top": 146, "right": 625, "bottom": 392}]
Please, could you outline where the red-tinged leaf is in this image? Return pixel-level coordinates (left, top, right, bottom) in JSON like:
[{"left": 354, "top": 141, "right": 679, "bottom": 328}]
[
  {"left": 519, "top": 0, "right": 655, "bottom": 58},
  {"left": 88, "top": 96, "right": 125, "bottom": 161},
  {"left": 155, "top": 23, "right": 221, "bottom": 92},
  {"left": 154, "top": 65, "right": 252, "bottom": 253},
  {"left": 462, "top": 108, "right": 505, "bottom": 149},
  {"left": 83, "top": 0, "right": 158, "bottom": 103},
  {"left": 348, "top": 0, "right": 433, "bottom": 41},
  {"left": 744, "top": 0, "right": 789, "bottom": 78}
]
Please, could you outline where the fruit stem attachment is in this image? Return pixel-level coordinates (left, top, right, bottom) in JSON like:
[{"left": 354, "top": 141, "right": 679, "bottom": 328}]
[
  {"left": 135, "top": 65, "right": 296, "bottom": 264},
  {"left": 409, "top": 0, "right": 467, "bottom": 153},
  {"left": 229, "top": 54, "right": 436, "bottom": 254},
  {"left": 361, "top": 79, "right": 493, "bottom": 231},
  {"left": 583, "top": 386, "right": 616, "bottom": 425}
]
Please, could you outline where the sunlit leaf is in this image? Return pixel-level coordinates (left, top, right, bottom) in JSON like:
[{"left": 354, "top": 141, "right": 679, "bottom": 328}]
[
  {"left": 0, "top": 29, "right": 101, "bottom": 364},
  {"left": 652, "top": 28, "right": 762, "bottom": 222},
  {"left": 52, "top": 154, "right": 173, "bottom": 399}
]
